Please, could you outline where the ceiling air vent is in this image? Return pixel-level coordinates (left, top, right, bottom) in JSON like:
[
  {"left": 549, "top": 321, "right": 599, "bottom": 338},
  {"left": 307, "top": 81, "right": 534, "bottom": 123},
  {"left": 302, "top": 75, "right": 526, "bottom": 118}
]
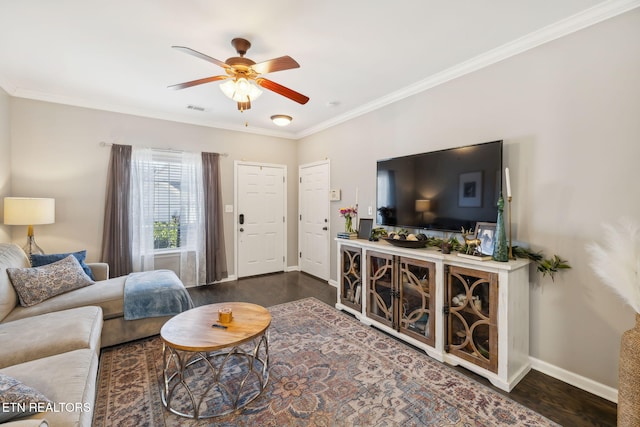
[{"left": 186, "top": 104, "right": 206, "bottom": 112}]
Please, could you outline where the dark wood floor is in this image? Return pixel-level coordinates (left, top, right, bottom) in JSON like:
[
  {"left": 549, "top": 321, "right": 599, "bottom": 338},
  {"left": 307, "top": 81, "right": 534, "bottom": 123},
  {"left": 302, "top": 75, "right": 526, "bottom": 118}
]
[{"left": 188, "top": 271, "right": 617, "bottom": 427}]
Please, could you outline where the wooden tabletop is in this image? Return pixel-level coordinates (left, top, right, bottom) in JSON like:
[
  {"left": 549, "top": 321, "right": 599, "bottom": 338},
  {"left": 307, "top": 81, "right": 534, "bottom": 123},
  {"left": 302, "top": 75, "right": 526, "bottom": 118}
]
[{"left": 160, "top": 302, "right": 271, "bottom": 352}]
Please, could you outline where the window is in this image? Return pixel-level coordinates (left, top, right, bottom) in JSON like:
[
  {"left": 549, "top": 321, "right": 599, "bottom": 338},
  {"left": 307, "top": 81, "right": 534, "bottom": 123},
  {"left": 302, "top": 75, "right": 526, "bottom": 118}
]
[
  {"left": 152, "top": 154, "right": 182, "bottom": 249},
  {"left": 151, "top": 152, "right": 199, "bottom": 251}
]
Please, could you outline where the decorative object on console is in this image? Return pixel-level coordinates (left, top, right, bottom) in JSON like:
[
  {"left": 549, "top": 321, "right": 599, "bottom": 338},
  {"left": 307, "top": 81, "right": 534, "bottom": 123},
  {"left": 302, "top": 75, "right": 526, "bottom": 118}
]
[
  {"left": 460, "top": 227, "right": 482, "bottom": 255},
  {"left": 492, "top": 193, "right": 509, "bottom": 262},
  {"left": 458, "top": 223, "right": 495, "bottom": 260},
  {"left": 409, "top": 226, "right": 570, "bottom": 278},
  {"left": 357, "top": 218, "right": 373, "bottom": 240},
  {"left": 383, "top": 231, "right": 429, "bottom": 248},
  {"left": 3, "top": 197, "right": 55, "bottom": 259},
  {"left": 381, "top": 237, "right": 428, "bottom": 248},
  {"left": 587, "top": 218, "right": 640, "bottom": 427},
  {"left": 513, "top": 247, "right": 570, "bottom": 280},
  {"left": 505, "top": 167, "right": 514, "bottom": 259},
  {"left": 475, "top": 222, "right": 497, "bottom": 256},
  {"left": 339, "top": 206, "right": 357, "bottom": 233},
  {"left": 336, "top": 232, "right": 358, "bottom": 240},
  {"left": 369, "top": 227, "right": 388, "bottom": 241}
]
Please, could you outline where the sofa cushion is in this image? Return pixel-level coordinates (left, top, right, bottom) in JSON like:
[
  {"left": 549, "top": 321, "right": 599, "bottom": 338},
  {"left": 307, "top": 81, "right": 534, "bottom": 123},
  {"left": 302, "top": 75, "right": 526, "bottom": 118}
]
[
  {"left": 0, "top": 373, "right": 51, "bottom": 423},
  {"left": 0, "top": 307, "right": 103, "bottom": 369},
  {"left": 0, "top": 244, "right": 30, "bottom": 322},
  {"left": 2, "top": 276, "right": 126, "bottom": 324},
  {"left": 0, "top": 349, "right": 98, "bottom": 427},
  {"left": 7, "top": 255, "right": 95, "bottom": 307},
  {"left": 30, "top": 250, "right": 95, "bottom": 280}
]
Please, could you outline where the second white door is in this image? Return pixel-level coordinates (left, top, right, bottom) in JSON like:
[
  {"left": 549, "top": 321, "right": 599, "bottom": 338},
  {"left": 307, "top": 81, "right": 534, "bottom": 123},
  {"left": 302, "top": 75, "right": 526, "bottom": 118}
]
[{"left": 299, "top": 160, "right": 330, "bottom": 281}]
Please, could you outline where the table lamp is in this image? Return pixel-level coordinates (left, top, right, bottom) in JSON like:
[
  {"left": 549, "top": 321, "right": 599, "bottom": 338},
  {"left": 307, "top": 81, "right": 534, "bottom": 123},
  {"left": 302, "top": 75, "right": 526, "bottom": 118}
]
[{"left": 3, "top": 197, "right": 55, "bottom": 258}]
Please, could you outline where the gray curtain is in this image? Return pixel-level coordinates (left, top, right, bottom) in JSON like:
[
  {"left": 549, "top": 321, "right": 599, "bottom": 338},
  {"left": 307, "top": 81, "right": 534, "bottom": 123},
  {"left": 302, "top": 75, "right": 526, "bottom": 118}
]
[
  {"left": 202, "top": 152, "right": 228, "bottom": 283},
  {"left": 101, "top": 144, "right": 133, "bottom": 277}
]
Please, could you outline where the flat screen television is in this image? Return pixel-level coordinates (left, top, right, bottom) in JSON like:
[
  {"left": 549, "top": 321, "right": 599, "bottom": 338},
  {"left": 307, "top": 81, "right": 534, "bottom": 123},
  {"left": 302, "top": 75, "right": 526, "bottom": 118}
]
[{"left": 376, "top": 140, "right": 503, "bottom": 233}]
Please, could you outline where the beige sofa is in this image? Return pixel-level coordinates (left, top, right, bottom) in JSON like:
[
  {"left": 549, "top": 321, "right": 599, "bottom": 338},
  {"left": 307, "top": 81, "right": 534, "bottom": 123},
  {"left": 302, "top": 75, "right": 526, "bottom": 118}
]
[{"left": 0, "top": 243, "right": 185, "bottom": 426}]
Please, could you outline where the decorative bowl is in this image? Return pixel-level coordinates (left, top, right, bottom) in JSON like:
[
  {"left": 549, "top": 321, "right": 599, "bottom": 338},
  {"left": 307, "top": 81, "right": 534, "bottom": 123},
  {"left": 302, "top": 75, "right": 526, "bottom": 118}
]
[{"left": 381, "top": 237, "right": 429, "bottom": 248}]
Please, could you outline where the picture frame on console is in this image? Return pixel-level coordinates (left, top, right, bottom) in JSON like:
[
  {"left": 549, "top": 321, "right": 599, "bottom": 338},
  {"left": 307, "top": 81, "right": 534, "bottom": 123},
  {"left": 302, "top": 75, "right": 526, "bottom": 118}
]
[
  {"left": 458, "top": 171, "right": 483, "bottom": 207},
  {"left": 475, "top": 222, "right": 496, "bottom": 256},
  {"left": 358, "top": 218, "right": 373, "bottom": 240}
]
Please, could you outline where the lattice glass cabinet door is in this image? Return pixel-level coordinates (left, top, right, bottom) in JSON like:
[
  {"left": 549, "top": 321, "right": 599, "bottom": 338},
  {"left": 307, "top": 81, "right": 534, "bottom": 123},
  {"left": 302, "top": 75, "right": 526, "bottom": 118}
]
[
  {"left": 446, "top": 265, "right": 498, "bottom": 373},
  {"left": 340, "top": 245, "right": 362, "bottom": 311},
  {"left": 398, "top": 256, "right": 436, "bottom": 347},
  {"left": 366, "top": 251, "right": 395, "bottom": 329}
]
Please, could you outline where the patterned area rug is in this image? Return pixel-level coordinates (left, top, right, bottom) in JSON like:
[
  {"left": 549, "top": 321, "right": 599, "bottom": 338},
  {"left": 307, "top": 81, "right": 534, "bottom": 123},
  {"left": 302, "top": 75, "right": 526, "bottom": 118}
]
[{"left": 93, "top": 298, "right": 558, "bottom": 426}]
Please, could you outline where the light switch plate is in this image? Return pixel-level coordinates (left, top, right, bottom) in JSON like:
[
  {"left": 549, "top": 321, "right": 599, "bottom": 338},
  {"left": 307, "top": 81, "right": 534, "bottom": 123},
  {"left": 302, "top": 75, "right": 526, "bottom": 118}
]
[
  {"left": 329, "top": 189, "right": 341, "bottom": 201},
  {"left": 225, "top": 204, "right": 234, "bottom": 213}
]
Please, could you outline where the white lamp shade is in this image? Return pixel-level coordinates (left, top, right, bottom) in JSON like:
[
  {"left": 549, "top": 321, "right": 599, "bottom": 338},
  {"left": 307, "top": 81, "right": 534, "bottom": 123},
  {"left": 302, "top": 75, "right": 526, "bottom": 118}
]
[{"left": 3, "top": 197, "right": 55, "bottom": 225}]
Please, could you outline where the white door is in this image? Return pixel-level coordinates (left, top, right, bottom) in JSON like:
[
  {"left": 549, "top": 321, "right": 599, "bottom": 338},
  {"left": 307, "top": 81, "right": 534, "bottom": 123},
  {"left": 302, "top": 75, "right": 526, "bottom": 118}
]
[
  {"left": 236, "top": 162, "right": 286, "bottom": 278},
  {"left": 299, "top": 160, "right": 330, "bottom": 281}
]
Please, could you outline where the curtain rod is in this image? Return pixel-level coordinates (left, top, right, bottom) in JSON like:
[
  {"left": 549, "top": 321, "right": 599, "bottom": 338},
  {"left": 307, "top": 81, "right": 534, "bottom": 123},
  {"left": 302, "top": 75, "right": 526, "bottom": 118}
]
[{"left": 99, "top": 141, "right": 229, "bottom": 157}]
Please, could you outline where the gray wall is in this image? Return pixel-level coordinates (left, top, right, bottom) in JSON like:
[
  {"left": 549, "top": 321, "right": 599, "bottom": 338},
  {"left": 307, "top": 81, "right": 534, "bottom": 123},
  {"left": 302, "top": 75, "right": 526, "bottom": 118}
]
[
  {"left": 298, "top": 9, "right": 640, "bottom": 392},
  {"left": 6, "top": 99, "right": 299, "bottom": 273},
  {"left": 0, "top": 87, "right": 10, "bottom": 242}
]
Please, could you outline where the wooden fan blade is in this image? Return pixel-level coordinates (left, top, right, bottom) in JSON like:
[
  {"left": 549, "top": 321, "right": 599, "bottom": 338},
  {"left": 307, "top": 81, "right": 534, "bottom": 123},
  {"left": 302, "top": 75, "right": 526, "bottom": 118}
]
[
  {"left": 171, "top": 46, "right": 230, "bottom": 69},
  {"left": 252, "top": 56, "right": 300, "bottom": 74},
  {"left": 255, "top": 78, "right": 309, "bottom": 104},
  {"left": 168, "top": 75, "right": 227, "bottom": 90}
]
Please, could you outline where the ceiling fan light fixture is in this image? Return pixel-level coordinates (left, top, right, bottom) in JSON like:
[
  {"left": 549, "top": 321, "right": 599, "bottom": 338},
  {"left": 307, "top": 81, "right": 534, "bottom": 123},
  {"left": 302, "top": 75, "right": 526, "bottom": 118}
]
[
  {"left": 271, "top": 115, "right": 293, "bottom": 126},
  {"left": 220, "top": 78, "right": 262, "bottom": 103}
]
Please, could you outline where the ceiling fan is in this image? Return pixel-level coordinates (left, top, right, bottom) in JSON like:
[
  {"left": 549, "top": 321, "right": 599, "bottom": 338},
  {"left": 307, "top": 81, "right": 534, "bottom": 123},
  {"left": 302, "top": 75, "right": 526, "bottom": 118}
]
[{"left": 169, "top": 37, "right": 309, "bottom": 111}]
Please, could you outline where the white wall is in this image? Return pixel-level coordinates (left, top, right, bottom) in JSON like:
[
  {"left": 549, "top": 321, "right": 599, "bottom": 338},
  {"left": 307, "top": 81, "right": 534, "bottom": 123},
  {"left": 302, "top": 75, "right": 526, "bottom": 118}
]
[
  {"left": 8, "top": 99, "right": 299, "bottom": 272},
  {"left": 298, "top": 9, "right": 640, "bottom": 391},
  {"left": 0, "top": 87, "right": 10, "bottom": 242}
]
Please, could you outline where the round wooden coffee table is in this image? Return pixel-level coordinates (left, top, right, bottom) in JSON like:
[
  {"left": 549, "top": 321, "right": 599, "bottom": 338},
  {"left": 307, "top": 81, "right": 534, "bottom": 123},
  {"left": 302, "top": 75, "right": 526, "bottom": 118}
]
[{"left": 160, "top": 302, "right": 271, "bottom": 419}]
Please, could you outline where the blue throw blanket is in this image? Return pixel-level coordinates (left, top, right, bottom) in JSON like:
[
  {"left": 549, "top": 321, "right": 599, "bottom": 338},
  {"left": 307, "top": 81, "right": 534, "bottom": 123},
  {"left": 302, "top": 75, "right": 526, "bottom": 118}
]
[{"left": 124, "top": 270, "right": 194, "bottom": 320}]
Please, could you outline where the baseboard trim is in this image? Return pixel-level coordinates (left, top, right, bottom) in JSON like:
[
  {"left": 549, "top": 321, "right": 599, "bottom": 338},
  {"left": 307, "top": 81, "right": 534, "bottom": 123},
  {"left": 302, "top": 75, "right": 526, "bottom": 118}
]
[
  {"left": 530, "top": 357, "right": 618, "bottom": 403},
  {"left": 218, "top": 271, "right": 618, "bottom": 403}
]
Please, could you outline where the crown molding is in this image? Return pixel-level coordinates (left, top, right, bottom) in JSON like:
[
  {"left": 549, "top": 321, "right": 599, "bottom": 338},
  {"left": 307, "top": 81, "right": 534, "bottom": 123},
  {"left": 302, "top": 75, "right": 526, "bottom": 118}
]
[
  {"left": 9, "top": 87, "right": 297, "bottom": 140},
  {"left": 295, "top": 0, "right": 640, "bottom": 139}
]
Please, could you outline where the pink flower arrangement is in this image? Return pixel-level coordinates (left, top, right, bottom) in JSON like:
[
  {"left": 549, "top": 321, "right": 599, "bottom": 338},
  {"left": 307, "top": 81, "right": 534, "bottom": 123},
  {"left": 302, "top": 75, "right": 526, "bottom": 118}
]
[{"left": 339, "top": 206, "right": 357, "bottom": 218}]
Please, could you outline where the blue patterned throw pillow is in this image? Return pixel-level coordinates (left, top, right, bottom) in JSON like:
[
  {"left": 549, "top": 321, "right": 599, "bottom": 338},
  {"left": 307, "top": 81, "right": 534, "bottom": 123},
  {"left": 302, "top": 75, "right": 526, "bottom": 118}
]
[
  {"left": 7, "top": 255, "right": 95, "bottom": 307},
  {"left": 31, "top": 249, "right": 95, "bottom": 280},
  {"left": 0, "top": 373, "right": 51, "bottom": 422}
]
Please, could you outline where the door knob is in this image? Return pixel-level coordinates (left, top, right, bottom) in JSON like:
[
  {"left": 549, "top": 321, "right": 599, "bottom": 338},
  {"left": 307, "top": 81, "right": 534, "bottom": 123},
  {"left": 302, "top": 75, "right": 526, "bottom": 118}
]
[
  {"left": 322, "top": 227, "right": 328, "bottom": 230},
  {"left": 239, "top": 227, "right": 244, "bottom": 232}
]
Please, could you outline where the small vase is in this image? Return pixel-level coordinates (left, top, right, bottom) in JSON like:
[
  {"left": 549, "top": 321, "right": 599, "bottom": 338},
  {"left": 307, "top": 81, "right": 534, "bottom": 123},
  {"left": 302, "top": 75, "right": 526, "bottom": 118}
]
[
  {"left": 492, "top": 193, "right": 509, "bottom": 262},
  {"left": 618, "top": 313, "right": 640, "bottom": 427},
  {"left": 345, "top": 216, "right": 354, "bottom": 233}
]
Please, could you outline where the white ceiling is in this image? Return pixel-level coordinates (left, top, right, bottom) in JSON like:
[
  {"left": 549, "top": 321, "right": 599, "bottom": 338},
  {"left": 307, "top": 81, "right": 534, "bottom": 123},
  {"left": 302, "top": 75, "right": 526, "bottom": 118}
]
[{"left": 0, "top": 0, "right": 637, "bottom": 139}]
